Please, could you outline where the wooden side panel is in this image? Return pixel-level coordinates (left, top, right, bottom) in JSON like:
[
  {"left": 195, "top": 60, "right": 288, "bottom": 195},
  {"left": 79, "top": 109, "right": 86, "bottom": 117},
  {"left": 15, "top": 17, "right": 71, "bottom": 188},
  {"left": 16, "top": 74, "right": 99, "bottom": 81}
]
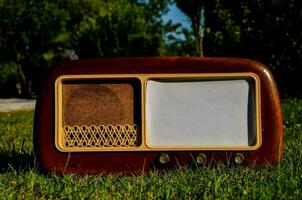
[{"left": 34, "top": 57, "right": 283, "bottom": 174}]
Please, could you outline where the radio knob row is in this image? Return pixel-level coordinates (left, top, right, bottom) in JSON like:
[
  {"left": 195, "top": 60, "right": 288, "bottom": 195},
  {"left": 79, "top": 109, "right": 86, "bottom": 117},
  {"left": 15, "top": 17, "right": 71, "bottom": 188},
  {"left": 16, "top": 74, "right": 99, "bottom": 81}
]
[{"left": 158, "top": 153, "right": 245, "bottom": 165}]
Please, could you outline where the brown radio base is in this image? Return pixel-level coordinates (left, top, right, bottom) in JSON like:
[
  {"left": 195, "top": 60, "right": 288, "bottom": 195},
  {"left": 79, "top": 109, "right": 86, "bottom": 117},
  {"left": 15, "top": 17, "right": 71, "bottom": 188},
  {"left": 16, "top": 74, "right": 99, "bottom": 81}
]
[{"left": 34, "top": 57, "right": 283, "bottom": 174}]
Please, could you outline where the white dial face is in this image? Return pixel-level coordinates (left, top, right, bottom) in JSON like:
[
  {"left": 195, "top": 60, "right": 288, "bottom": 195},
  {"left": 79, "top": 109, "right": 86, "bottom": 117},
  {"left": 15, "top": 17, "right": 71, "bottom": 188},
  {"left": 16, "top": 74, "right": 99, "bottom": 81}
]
[{"left": 146, "top": 79, "right": 255, "bottom": 147}]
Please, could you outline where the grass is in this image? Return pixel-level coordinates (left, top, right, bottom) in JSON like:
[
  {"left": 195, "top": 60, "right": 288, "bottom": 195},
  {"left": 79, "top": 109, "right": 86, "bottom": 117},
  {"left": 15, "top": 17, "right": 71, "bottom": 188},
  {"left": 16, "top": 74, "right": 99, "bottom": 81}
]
[{"left": 0, "top": 98, "right": 301, "bottom": 199}]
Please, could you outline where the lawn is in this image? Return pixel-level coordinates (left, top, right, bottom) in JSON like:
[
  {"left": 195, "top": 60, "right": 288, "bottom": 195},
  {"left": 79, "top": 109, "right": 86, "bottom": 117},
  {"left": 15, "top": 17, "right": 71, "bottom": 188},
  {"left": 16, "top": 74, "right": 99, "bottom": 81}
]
[{"left": 0, "top": 98, "right": 301, "bottom": 199}]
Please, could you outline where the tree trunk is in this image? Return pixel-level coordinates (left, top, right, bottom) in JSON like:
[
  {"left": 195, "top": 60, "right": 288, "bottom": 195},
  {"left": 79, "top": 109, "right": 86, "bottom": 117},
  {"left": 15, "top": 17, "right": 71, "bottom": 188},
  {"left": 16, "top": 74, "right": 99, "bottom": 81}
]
[
  {"left": 192, "top": 15, "right": 204, "bottom": 57},
  {"left": 16, "top": 57, "right": 32, "bottom": 98},
  {"left": 13, "top": 45, "right": 30, "bottom": 97}
]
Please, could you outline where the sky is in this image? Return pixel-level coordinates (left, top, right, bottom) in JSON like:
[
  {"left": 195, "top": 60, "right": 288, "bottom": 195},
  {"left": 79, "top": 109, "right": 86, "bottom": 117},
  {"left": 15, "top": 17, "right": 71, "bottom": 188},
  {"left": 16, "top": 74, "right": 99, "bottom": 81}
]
[{"left": 162, "top": 3, "right": 190, "bottom": 30}]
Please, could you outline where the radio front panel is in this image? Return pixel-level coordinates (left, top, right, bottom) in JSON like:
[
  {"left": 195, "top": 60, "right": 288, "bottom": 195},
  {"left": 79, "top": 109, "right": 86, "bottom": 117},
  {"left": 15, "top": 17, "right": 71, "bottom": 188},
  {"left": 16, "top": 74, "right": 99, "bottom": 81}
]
[{"left": 55, "top": 73, "right": 261, "bottom": 152}]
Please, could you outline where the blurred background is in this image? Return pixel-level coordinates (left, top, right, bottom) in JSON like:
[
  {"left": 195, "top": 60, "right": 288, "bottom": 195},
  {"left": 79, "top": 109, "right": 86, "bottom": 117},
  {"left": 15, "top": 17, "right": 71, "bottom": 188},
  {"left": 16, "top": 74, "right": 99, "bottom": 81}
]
[{"left": 0, "top": 0, "right": 301, "bottom": 98}]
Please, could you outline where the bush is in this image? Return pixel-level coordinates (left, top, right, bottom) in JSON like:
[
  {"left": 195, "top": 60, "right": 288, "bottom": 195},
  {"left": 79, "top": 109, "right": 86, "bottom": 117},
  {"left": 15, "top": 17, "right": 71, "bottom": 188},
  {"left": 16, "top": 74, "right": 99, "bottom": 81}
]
[
  {"left": 204, "top": 0, "right": 302, "bottom": 97},
  {"left": 0, "top": 62, "right": 20, "bottom": 97}
]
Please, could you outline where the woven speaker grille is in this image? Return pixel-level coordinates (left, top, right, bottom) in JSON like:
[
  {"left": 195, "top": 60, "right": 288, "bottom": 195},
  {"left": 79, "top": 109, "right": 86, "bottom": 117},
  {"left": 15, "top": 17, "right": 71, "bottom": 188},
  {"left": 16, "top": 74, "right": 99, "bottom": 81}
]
[{"left": 63, "top": 125, "right": 138, "bottom": 148}]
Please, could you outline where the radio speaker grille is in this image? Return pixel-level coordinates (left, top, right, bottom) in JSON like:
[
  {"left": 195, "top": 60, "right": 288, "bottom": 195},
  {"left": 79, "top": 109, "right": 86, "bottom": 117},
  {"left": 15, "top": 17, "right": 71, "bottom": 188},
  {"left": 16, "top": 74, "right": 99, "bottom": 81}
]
[{"left": 63, "top": 125, "right": 138, "bottom": 148}]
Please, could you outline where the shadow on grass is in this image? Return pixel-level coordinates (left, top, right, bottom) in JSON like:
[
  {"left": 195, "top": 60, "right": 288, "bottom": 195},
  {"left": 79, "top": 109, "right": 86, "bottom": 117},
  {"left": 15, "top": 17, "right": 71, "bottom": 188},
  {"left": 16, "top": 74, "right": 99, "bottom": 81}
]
[{"left": 0, "top": 152, "right": 36, "bottom": 172}]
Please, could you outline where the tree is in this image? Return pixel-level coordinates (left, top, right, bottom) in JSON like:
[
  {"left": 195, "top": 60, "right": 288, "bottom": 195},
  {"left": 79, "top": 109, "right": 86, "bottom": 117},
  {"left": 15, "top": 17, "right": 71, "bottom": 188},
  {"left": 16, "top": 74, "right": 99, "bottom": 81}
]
[
  {"left": 0, "top": 0, "right": 107, "bottom": 96},
  {"left": 0, "top": 0, "right": 71, "bottom": 97},
  {"left": 204, "top": 0, "right": 302, "bottom": 96},
  {"left": 0, "top": 0, "right": 174, "bottom": 96},
  {"left": 175, "top": 0, "right": 205, "bottom": 57},
  {"left": 75, "top": 0, "right": 170, "bottom": 57}
]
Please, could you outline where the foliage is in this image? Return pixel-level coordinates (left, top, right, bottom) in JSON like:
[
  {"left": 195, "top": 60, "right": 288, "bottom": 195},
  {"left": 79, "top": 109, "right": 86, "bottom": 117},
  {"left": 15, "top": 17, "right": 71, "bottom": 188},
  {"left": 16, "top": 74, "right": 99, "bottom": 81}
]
[
  {"left": 0, "top": 62, "right": 20, "bottom": 97},
  {"left": 204, "top": 0, "right": 302, "bottom": 96},
  {"left": 0, "top": 99, "right": 301, "bottom": 198},
  {"left": 0, "top": 0, "right": 72, "bottom": 97},
  {"left": 0, "top": 0, "right": 172, "bottom": 96},
  {"left": 0, "top": 0, "right": 301, "bottom": 96},
  {"left": 163, "top": 26, "right": 197, "bottom": 56},
  {"left": 74, "top": 0, "right": 170, "bottom": 57}
]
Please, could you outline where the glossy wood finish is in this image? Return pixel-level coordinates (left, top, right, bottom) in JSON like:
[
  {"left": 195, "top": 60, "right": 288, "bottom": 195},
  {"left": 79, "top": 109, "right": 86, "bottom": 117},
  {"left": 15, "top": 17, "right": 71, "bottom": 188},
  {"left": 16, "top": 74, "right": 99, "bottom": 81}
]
[{"left": 34, "top": 57, "right": 283, "bottom": 174}]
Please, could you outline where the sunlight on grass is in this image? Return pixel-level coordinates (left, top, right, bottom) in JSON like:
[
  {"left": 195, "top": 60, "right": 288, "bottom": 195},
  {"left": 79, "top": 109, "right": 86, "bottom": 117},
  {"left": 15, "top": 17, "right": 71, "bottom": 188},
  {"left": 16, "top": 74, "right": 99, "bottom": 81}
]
[{"left": 0, "top": 99, "right": 301, "bottom": 199}]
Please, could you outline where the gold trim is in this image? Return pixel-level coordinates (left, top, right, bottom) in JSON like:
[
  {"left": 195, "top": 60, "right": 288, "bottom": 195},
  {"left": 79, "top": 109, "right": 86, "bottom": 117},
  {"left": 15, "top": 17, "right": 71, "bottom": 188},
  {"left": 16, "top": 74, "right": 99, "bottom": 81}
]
[{"left": 55, "top": 73, "right": 262, "bottom": 152}]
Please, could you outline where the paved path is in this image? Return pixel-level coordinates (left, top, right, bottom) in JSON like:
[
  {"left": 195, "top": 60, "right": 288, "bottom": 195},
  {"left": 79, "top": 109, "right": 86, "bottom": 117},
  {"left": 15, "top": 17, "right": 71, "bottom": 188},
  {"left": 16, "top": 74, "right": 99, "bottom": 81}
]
[{"left": 0, "top": 98, "right": 36, "bottom": 112}]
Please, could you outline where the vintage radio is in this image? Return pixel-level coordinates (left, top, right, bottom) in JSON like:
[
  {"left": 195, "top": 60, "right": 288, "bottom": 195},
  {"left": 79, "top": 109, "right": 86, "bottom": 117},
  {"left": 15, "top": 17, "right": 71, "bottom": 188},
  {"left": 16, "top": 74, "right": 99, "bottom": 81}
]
[{"left": 34, "top": 57, "right": 283, "bottom": 174}]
